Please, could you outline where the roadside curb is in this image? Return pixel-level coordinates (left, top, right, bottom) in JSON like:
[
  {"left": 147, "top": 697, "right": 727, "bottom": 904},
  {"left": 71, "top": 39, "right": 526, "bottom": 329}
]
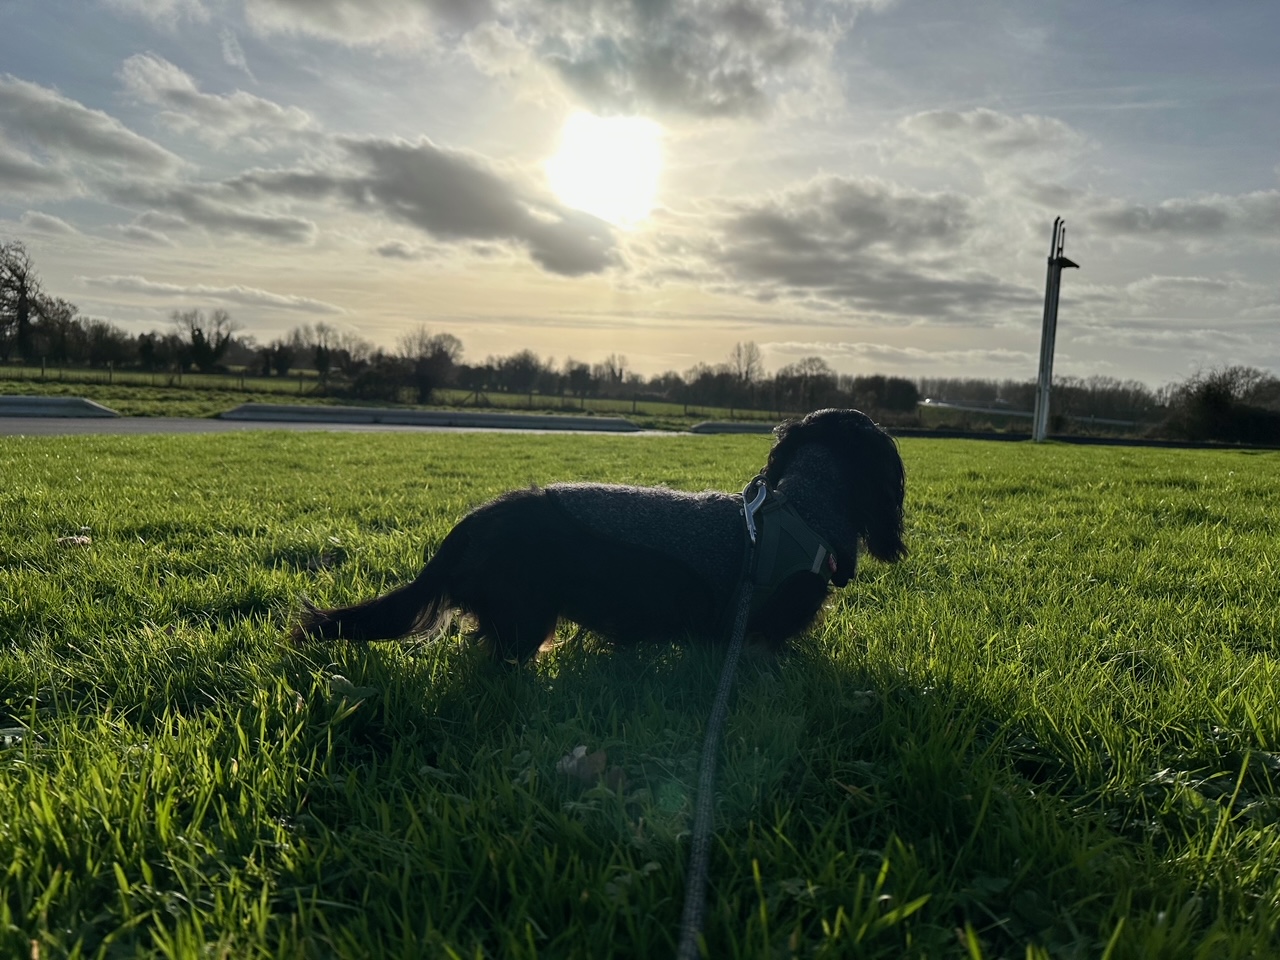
[
  {"left": 220, "top": 402, "right": 644, "bottom": 432},
  {"left": 689, "top": 421, "right": 776, "bottom": 434},
  {"left": 0, "top": 396, "right": 120, "bottom": 418}
]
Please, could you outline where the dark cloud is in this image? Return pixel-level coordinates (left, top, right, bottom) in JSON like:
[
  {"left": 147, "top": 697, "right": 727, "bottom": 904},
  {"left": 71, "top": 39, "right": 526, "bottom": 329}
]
[
  {"left": 0, "top": 74, "right": 181, "bottom": 173},
  {"left": 0, "top": 144, "right": 74, "bottom": 193},
  {"left": 103, "top": 180, "right": 317, "bottom": 243},
  {"left": 699, "top": 175, "right": 1035, "bottom": 320},
  {"left": 243, "top": 0, "right": 846, "bottom": 118},
  {"left": 545, "top": 5, "right": 812, "bottom": 118},
  {"left": 375, "top": 239, "right": 434, "bottom": 260},
  {"left": 231, "top": 136, "right": 617, "bottom": 275},
  {"left": 1089, "top": 191, "right": 1280, "bottom": 238},
  {"left": 535, "top": 0, "right": 832, "bottom": 117}
]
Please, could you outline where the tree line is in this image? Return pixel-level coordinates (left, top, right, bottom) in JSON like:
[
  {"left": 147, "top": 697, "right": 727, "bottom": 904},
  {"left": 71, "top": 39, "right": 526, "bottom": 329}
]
[
  {"left": 3, "top": 238, "right": 1279, "bottom": 439},
  {"left": 0, "top": 239, "right": 922, "bottom": 415}
]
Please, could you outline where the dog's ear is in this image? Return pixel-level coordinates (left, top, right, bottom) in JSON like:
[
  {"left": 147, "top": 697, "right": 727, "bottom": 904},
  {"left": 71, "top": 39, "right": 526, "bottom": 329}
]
[
  {"left": 855, "top": 428, "right": 907, "bottom": 563},
  {"left": 765, "top": 408, "right": 907, "bottom": 563}
]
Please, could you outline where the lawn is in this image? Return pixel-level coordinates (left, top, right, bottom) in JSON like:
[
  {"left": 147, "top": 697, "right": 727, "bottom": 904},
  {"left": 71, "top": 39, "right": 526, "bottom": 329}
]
[
  {"left": 0, "top": 370, "right": 784, "bottom": 429},
  {"left": 1, "top": 432, "right": 1278, "bottom": 958}
]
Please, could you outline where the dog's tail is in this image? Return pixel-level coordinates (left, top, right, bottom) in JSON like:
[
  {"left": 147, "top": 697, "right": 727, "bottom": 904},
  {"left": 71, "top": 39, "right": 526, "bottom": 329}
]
[{"left": 291, "top": 531, "right": 463, "bottom": 644}]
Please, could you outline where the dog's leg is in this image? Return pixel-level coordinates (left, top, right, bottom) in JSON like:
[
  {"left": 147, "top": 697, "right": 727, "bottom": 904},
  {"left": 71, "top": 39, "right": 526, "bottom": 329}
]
[{"left": 470, "top": 583, "right": 559, "bottom": 664}]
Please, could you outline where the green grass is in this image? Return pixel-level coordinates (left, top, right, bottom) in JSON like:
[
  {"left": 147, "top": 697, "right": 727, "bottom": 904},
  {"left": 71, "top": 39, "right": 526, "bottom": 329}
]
[
  {"left": 2, "top": 433, "right": 1278, "bottom": 958},
  {"left": 1, "top": 369, "right": 791, "bottom": 428},
  {"left": 0, "top": 375, "right": 324, "bottom": 418}
]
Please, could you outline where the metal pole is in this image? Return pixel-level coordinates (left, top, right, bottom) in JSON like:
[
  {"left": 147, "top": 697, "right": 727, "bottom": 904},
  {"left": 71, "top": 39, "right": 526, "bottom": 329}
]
[{"left": 1033, "top": 218, "right": 1078, "bottom": 441}]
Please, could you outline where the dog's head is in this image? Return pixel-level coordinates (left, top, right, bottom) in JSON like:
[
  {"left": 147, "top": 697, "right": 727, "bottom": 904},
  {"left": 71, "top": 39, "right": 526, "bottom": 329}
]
[{"left": 762, "top": 408, "right": 907, "bottom": 566}]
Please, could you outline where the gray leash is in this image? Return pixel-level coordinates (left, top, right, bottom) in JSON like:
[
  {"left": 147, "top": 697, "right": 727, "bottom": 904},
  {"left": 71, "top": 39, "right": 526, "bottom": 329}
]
[{"left": 675, "top": 480, "right": 765, "bottom": 960}]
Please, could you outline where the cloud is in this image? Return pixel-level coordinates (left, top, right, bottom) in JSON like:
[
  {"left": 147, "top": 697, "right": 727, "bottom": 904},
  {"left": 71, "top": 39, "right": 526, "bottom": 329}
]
[
  {"left": 103, "top": 180, "right": 316, "bottom": 243},
  {"left": 1088, "top": 190, "right": 1280, "bottom": 239},
  {"left": 220, "top": 29, "right": 257, "bottom": 81},
  {"left": 118, "top": 223, "right": 177, "bottom": 246},
  {"left": 0, "top": 143, "right": 75, "bottom": 194},
  {"left": 539, "top": 0, "right": 826, "bottom": 118},
  {"left": 0, "top": 74, "right": 182, "bottom": 173},
  {"left": 244, "top": 0, "right": 491, "bottom": 46},
  {"left": 1115, "top": 274, "right": 1280, "bottom": 323},
  {"left": 244, "top": 0, "right": 872, "bottom": 118},
  {"left": 78, "top": 274, "right": 345, "bottom": 313},
  {"left": 375, "top": 239, "right": 436, "bottom": 260},
  {"left": 230, "top": 135, "right": 617, "bottom": 274},
  {"left": 18, "top": 211, "right": 80, "bottom": 236},
  {"left": 102, "top": 0, "right": 210, "bottom": 26},
  {"left": 900, "top": 108, "right": 1088, "bottom": 163},
  {"left": 690, "top": 175, "right": 1037, "bottom": 320},
  {"left": 1071, "top": 324, "right": 1255, "bottom": 353},
  {"left": 763, "top": 340, "right": 1035, "bottom": 367},
  {"left": 119, "top": 54, "right": 312, "bottom": 149}
]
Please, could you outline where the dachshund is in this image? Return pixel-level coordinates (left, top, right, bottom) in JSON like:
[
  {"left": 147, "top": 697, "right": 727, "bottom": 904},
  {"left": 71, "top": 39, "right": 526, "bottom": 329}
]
[{"left": 293, "top": 408, "right": 906, "bottom": 661}]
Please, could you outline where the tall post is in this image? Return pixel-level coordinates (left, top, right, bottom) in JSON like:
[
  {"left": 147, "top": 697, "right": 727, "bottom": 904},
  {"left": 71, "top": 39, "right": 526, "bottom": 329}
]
[{"left": 1032, "top": 218, "right": 1079, "bottom": 441}]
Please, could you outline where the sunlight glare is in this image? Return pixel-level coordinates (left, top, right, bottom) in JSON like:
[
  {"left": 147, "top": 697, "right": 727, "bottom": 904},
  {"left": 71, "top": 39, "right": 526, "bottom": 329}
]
[{"left": 546, "top": 112, "right": 662, "bottom": 227}]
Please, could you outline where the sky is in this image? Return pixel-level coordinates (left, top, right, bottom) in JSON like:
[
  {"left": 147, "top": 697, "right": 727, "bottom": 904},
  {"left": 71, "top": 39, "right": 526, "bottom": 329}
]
[{"left": 1, "top": 0, "right": 1277, "bottom": 387}]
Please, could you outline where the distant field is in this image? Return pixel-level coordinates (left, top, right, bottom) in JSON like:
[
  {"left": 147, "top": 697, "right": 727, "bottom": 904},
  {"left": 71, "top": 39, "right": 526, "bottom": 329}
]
[
  {"left": 0, "top": 368, "right": 786, "bottom": 427},
  {"left": 2, "top": 433, "right": 1278, "bottom": 958}
]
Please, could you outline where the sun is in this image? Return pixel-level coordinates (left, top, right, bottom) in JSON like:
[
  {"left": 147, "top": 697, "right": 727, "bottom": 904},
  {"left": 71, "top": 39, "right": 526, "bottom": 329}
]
[{"left": 546, "top": 112, "right": 662, "bottom": 228}]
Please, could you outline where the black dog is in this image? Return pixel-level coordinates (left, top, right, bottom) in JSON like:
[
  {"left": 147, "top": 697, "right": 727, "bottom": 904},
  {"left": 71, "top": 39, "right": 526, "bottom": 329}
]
[{"left": 293, "top": 408, "right": 906, "bottom": 661}]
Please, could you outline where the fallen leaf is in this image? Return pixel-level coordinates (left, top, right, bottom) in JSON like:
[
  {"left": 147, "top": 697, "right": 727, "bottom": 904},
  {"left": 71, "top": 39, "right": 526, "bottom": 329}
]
[
  {"left": 328, "top": 674, "right": 378, "bottom": 704},
  {"left": 558, "top": 745, "right": 609, "bottom": 784},
  {"left": 56, "top": 536, "right": 92, "bottom": 547},
  {"left": 834, "top": 779, "right": 872, "bottom": 803}
]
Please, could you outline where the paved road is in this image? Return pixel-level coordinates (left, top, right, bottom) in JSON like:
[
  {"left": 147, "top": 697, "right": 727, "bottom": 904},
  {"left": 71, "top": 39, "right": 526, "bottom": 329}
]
[{"left": 0, "top": 417, "right": 670, "bottom": 437}]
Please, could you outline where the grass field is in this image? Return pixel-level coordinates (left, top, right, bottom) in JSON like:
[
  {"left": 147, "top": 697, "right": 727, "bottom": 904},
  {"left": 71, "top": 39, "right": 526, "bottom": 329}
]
[
  {"left": 0, "top": 370, "right": 784, "bottom": 429},
  {"left": 2, "top": 432, "right": 1278, "bottom": 958}
]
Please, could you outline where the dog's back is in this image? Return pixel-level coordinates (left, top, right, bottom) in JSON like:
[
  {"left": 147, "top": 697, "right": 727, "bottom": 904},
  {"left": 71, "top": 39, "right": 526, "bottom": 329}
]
[{"left": 293, "top": 486, "right": 738, "bottom": 660}]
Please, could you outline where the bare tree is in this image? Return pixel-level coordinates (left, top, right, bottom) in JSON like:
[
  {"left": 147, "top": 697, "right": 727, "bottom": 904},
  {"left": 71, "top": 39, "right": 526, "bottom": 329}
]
[
  {"left": 592, "top": 353, "right": 628, "bottom": 396},
  {"left": 728, "top": 341, "right": 763, "bottom": 384},
  {"left": 397, "top": 326, "right": 463, "bottom": 402},
  {"left": 497, "top": 349, "right": 548, "bottom": 395},
  {"left": 30, "top": 296, "right": 78, "bottom": 364},
  {"left": 776, "top": 356, "right": 837, "bottom": 411},
  {"left": 0, "top": 240, "right": 43, "bottom": 362},
  {"left": 397, "top": 325, "right": 463, "bottom": 364},
  {"left": 171, "top": 308, "right": 239, "bottom": 373},
  {"left": 332, "top": 329, "right": 374, "bottom": 377}
]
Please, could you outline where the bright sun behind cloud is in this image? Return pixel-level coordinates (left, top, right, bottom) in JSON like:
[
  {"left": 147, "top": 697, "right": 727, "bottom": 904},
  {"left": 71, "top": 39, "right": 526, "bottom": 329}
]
[{"left": 546, "top": 112, "right": 662, "bottom": 227}]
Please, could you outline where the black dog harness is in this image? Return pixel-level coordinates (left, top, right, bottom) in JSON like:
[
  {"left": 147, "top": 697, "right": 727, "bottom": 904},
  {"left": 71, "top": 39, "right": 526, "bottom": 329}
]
[{"left": 739, "top": 477, "right": 837, "bottom": 617}]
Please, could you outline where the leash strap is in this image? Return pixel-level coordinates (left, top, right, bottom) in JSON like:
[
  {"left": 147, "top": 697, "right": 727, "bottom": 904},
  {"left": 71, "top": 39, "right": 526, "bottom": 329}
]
[{"left": 674, "top": 482, "right": 761, "bottom": 960}]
